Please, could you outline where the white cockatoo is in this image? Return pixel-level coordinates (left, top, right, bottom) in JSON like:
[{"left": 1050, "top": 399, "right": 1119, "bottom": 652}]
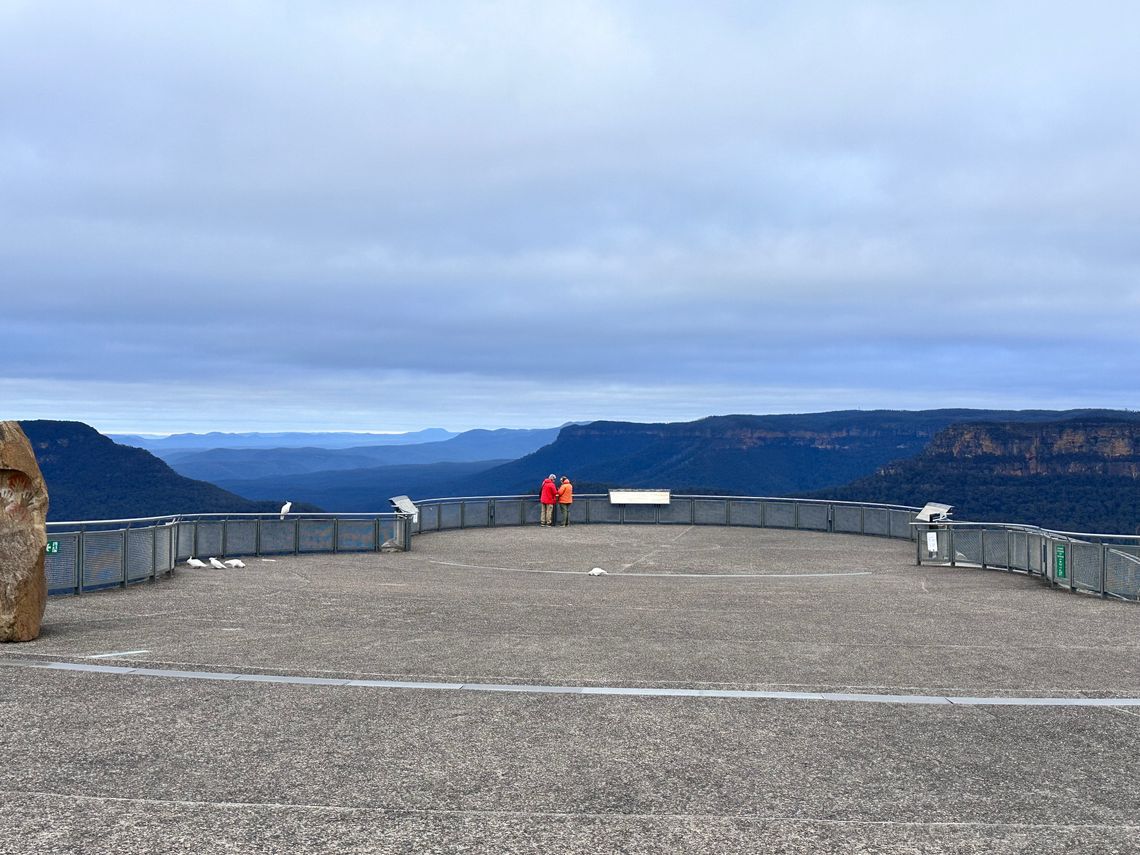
[
  {"left": 208, "top": 557, "right": 226, "bottom": 569},
  {"left": 588, "top": 567, "right": 608, "bottom": 576},
  {"left": 280, "top": 500, "right": 292, "bottom": 520},
  {"left": 224, "top": 559, "right": 246, "bottom": 568},
  {"left": 186, "top": 558, "right": 207, "bottom": 568}
]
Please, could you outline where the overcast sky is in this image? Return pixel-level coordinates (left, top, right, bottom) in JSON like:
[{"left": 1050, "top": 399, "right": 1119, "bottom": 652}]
[{"left": 3, "top": 1, "right": 1138, "bottom": 434}]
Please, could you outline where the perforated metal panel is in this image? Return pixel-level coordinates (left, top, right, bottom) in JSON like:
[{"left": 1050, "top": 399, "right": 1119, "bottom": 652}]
[
  {"left": 727, "top": 501, "right": 761, "bottom": 527},
  {"left": 83, "top": 530, "right": 123, "bottom": 590},
  {"left": 45, "top": 532, "right": 79, "bottom": 593},
  {"left": 1028, "top": 534, "right": 1044, "bottom": 574},
  {"left": 624, "top": 505, "right": 656, "bottom": 523},
  {"left": 863, "top": 508, "right": 890, "bottom": 536},
  {"left": 692, "top": 500, "right": 727, "bottom": 525},
  {"left": 588, "top": 498, "right": 620, "bottom": 523},
  {"left": 195, "top": 523, "right": 224, "bottom": 558},
  {"left": 336, "top": 520, "right": 375, "bottom": 551},
  {"left": 1106, "top": 547, "right": 1140, "bottom": 599},
  {"left": 419, "top": 504, "right": 440, "bottom": 532},
  {"left": 225, "top": 521, "right": 258, "bottom": 556},
  {"left": 298, "top": 520, "right": 334, "bottom": 552},
  {"left": 439, "top": 504, "right": 462, "bottom": 530},
  {"left": 798, "top": 504, "right": 829, "bottom": 531},
  {"left": 833, "top": 506, "right": 863, "bottom": 534},
  {"left": 463, "top": 501, "right": 490, "bottom": 527},
  {"left": 982, "top": 531, "right": 1009, "bottom": 569},
  {"left": 126, "top": 528, "right": 155, "bottom": 581},
  {"left": 953, "top": 530, "right": 982, "bottom": 565},
  {"left": 1070, "top": 542, "right": 1102, "bottom": 592},
  {"left": 156, "top": 525, "right": 173, "bottom": 573},
  {"left": 889, "top": 510, "right": 914, "bottom": 540},
  {"left": 176, "top": 523, "right": 195, "bottom": 560},
  {"left": 658, "top": 500, "right": 691, "bottom": 524},
  {"left": 523, "top": 501, "right": 544, "bottom": 524},
  {"left": 764, "top": 502, "right": 795, "bottom": 529},
  {"left": 1008, "top": 531, "right": 1028, "bottom": 572},
  {"left": 492, "top": 500, "right": 525, "bottom": 526},
  {"left": 258, "top": 520, "right": 296, "bottom": 553}
]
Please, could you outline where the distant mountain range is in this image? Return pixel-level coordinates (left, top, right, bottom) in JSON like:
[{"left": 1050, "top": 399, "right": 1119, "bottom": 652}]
[
  {"left": 162, "top": 427, "right": 561, "bottom": 482},
  {"left": 815, "top": 419, "right": 1140, "bottom": 533},
  {"left": 24, "top": 410, "right": 1140, "bottom": 533},
  {"left": 21, "top": 421, "right": 319, "bottom": 521},
  {"left": 451, "top": 409, "right": 1138, "bottom": 496},
  {"left": 109, "top": 428, "right": 459, "bottom": 454}
]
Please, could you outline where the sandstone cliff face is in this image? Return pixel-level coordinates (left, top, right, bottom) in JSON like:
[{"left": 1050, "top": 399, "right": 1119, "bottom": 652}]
[
  {"left": 923, "top": 421, "right": 1140, "bottom": 478},
  {"left": 0, "top": 421, "right": 49, "bottom": 642}
]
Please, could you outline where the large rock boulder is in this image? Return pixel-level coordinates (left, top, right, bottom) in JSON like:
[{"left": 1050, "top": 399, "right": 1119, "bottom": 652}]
[{"left": 1, "top": 421, "right": 49, "bottom": 642}]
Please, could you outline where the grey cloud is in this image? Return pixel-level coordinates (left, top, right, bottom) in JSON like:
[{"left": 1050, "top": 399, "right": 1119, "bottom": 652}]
[{"left": 2, "top": 1, "right": 1139, "bottom": 429}]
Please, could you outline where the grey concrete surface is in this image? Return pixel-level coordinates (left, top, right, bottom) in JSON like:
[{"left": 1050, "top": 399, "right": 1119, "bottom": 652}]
[{"left": 2, "top": 525, "right": 1139, "bottom": 854}]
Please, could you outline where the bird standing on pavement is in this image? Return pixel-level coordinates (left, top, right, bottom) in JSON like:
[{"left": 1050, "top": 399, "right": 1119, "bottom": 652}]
[{"left": 208, "top": 557, "right": 226, "bottom": 569}]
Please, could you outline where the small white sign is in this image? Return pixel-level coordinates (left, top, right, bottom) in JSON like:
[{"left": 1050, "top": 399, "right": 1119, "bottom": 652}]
[
  {"left": 609, "top": 489, "right": 671, "bottom": 505},
  {"left": 926, "top": 531, "right": 940, "bottom": 555}
]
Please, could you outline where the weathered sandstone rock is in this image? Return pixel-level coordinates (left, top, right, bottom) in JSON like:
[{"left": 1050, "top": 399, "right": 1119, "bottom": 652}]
[{"left": 0, "top": 421, "right": 48, "bottom": 642}]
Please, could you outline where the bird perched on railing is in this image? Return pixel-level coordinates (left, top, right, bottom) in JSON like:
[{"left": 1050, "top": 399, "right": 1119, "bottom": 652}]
[{"left": 280, "top": 500, "right": 292, "bottom": 520}]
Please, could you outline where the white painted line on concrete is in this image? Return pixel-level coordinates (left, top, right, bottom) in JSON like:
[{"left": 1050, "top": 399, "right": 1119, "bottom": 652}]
[
  {"left": 19, "top": 661, "right": 1140, "bottom": 707},
  {"left": 424, "top": 558, "right": 871, "bottom": 579},
  {"left": 86, "top": 650, "right": 151, "bottom": 659}
]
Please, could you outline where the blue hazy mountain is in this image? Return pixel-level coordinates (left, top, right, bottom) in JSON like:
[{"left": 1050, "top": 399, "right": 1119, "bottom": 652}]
[
  {"left": 110, "top": 428, "right": 459, "bottom": 455},
  {"left": 162, "top": 427, "right": 561, "bottom": 482},
  {"left": 216, "top": 460, "right": 510, "bottom": 512},
  {"left": 21, "top": 421, "right": 320, "bottom": 521},
  {"left": 449, "top": 410, "right": 1140, "bottom": 497}
]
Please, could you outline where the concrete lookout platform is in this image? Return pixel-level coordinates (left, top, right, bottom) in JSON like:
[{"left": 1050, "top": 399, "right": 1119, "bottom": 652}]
[{"left": 2, "top": 525, "right": 1139, "bottom": 854}]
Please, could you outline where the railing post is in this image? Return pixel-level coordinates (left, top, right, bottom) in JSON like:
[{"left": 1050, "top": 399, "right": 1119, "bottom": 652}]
[
  {"left": 333, "top": 516, "right": 339, "bottom": 553},
  {"left": 76, "top": 526, "right": 85, "bottom": 595},
  {"left": 980, "top": 529, "right": 987, "bottom": 569},
  {"left": 948, "top": 527, "right": 956, "bottom": 567},
  {"left": 1100, "top": 543, "right": 1108, "bottom": 598},
  {"left": 120, "top": 526, "right": 128, "bottom": 588}
]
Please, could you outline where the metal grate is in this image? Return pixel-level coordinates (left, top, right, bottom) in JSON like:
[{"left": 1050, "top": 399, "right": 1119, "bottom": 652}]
[
  {"left": 336, "top": 520, "right": 375, "bottom": 551},
  {"left": 728, "top": 501, "right": 761, "bottom": 527},
  {"left": 833, "top": 506, "right": 862, "bottom": 534},
  {"left": 126, "top": 528, "right": 155, "bottom": 581},
  {"left": 225, "top": 521, "right": 258, "bottom": 556},
  {"left": 798, "top": 504, "right": 829, "bottom": 531},
  {"left": 45, "top": 532, "right": 80, "bottom": 593},
  {"left": 763, "top": 502, "right": 795, "bottom": 529},
  {"left": 83, "top": 531, "right": 122, "bottom": 590}
]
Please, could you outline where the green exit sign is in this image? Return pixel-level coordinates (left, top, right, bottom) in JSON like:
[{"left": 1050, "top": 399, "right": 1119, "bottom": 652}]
[
  {"left": 45, "top": 540, "right": 60, "bottom": 555},
  {"left": 1054, "top": 543, "right": 1067, "bottom": 580}
]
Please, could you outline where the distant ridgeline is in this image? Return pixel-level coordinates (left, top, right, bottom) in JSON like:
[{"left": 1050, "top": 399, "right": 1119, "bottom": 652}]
[
  {"left": 815, "top": 419, "right": 1140, "bottom": 534},
  {"left": 20, "top": 421, "right": 320, "bottom": 522},
  {"left": 22, "top": 410, "right": 1140, "bottom": 532}
]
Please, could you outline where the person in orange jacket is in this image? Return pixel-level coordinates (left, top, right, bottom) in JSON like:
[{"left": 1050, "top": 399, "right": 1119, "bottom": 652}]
[
  {"left": 539, "top": 474, "right": 558, "bottom": 526},
  {"left": 557, "top": 476, "right": 573, "bottom": 526}
]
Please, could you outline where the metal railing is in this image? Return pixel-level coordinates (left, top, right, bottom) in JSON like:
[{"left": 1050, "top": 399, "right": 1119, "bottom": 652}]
[
  {"left": 409, "top": 494, "right": 920, "bottom": 539},
  {"left": 44, "top": 512, "right": 412, "bottom": 596},
  {"left": 915, "top": 521, "right": 1140, "bottom": 601}
]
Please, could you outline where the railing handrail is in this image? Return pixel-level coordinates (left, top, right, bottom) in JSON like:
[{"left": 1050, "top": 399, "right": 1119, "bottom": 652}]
[
  {"left": 46, "top": 510, "right": 402, "bottom": 529},
  {"left": 412, "top": 493, "right": 922, "bottom": 513},
  {"left": 910, "top": 519, "right": 1140, "bottom": 542}
]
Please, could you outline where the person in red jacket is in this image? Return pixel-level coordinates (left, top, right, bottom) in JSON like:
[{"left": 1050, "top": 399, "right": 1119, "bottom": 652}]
[
  {"left": 539, "top": 474, "right": 558, "bottom": 526},
  {"left": 557, "top": 476, "right": 573, "bottom": 526}
]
